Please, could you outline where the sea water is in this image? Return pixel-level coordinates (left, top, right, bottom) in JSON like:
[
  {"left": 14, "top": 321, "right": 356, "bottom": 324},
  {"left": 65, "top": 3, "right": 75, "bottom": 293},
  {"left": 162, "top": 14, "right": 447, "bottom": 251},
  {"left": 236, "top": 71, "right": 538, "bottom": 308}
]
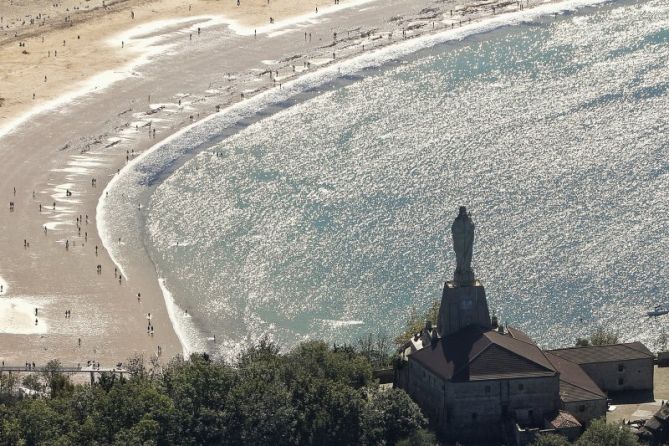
[{"left": 135, "top": 0, "right": 669, "bottom": 358}]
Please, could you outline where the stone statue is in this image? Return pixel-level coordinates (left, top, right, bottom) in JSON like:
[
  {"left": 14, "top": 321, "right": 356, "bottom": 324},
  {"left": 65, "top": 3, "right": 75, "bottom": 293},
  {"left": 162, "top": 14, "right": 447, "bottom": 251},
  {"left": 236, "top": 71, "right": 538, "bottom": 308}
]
[{"left": 451, "top": 206, "right": 475, "bottom": 285}]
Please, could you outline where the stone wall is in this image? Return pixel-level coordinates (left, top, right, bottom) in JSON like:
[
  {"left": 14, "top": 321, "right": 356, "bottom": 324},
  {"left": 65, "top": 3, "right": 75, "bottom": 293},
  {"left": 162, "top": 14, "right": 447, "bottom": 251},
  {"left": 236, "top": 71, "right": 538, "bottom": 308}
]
[
  {"left": 445, "top": 375, "right": 560, "bottom": 441},
  {"left": 406, "top": 357, "right": 561, "bottom": 443},
  {"left": 406, "top": 359, "right": 446, "bottom": 425},
  {"left": 562, "top": 398, "right": 607, "bottom": 425},
  {"left": 580, "top": 358, "right": 653, "bottom": 393}
]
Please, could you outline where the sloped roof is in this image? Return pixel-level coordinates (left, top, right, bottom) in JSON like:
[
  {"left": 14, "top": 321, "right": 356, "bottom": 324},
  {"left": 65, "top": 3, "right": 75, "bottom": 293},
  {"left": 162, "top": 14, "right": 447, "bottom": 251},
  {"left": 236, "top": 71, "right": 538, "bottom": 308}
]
[
  {"left": 547, "top": 342, "right": 654, "bottom": 364},
  {"left": 544, "top": 352, "right": 606, "bottom": 402},
  {"left": 410, "top": 325, "right": 556, "bottom": 382},
  {"left": 547, "top": 411, "right": 582, "bottom": 429},
  {"left": 507, "top": 326, "right": 536, "bottom": 345}
]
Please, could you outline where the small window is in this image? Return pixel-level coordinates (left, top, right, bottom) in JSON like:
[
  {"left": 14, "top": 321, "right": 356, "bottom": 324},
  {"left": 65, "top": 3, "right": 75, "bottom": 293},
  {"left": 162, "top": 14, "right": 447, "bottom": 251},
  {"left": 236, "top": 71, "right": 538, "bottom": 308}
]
[
  {"left": 472, "top": 413, "right": 478, "bottom": 421},
  {"left": 618, "top": 378, "right": 624, "bottom": 386},
  {"left": 579, "top": 405, "right": 586, "bottom": 412},
  {"left": 618, "top": 364, "right": 625, "bottom": 372},
  {"left": 518, "top": 383, "right": 524, "bottom": 391}
]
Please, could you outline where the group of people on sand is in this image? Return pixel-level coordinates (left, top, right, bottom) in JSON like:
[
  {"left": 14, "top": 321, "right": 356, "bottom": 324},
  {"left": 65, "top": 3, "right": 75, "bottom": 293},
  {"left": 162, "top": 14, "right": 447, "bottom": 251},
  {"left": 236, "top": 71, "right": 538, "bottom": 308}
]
[
  {"left": 6, "top": 175, "right": 157, "bottom": 357},
  {"left": 87, "top": 360, "right": 101, "bottom": 370},
  {"left": 24, "top": 362, "right": 37, "bottom": 370},
  {"left": 146, "top": 313, "right": 155, "bottom": 336}
]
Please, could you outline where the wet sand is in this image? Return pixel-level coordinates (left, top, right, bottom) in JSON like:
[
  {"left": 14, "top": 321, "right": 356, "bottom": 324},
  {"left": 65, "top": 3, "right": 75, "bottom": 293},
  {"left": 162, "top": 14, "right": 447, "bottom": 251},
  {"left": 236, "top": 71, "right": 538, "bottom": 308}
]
[{"left": 0, "top": 0, "right": 578, "bottom": 366}]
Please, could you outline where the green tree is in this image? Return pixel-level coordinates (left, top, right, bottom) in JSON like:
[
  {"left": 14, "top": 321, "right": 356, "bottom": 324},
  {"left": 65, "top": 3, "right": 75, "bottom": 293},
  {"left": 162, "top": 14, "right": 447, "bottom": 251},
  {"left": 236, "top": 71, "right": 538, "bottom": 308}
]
[
  {"left": 361, "top": 388, "right": 427, "bottom": 445},
  {"left": 17, "top": 399, "right": 67, "bottom": 445},
  {"left": 288, "top": 341, "right": 373, "bottom": 389},
  {"left": 575, "top": 418, "right": 639, "bottom": 446},
  {"left": 589, "top": 328, "right": 619, "bottom": 346},
  {"left": 396, "top": 428, "right": 437, "bottom": 446},
  {"left": 224, "top": 377, "right": 297, "bottom": 445},
  {"left": 0, "top": 404, "right": 22, "bottom": 446},
  {"left": 575, "top": 328, "right": 620, "bottom": 347},
  {"left": 41, "top": 359, "right": 73, "bottom": 398},
  {"left": 356, "top": 332, "right": 393, "bottom": 369},
  {"left": 394, "top": 301, "right": 440, "bottom": 348},
  {"left": 160, "top": 353, "right": 235, "bottom": 445},
  {"left": 531, "top": 433, "right": 570, "bottom": 446},
  {"left": 0, "top": 374, "right": 18, "bottom": 404},
  {"left": 22, "top": 374, "right": 44, "bottom": 393}
]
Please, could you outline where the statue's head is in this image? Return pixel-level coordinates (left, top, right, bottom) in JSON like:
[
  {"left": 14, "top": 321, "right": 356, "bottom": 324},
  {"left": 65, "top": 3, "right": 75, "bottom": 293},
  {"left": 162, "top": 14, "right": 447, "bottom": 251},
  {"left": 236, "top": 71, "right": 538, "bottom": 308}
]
[{"left": 458, "top": 206, "right": 467, "bottom": 217}]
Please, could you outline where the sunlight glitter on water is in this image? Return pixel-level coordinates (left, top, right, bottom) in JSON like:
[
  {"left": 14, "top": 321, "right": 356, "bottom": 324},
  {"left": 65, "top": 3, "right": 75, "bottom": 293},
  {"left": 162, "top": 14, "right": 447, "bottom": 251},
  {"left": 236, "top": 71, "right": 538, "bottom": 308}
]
[{"left": 145, "top": 0, "right": 669, "bottom": 357}]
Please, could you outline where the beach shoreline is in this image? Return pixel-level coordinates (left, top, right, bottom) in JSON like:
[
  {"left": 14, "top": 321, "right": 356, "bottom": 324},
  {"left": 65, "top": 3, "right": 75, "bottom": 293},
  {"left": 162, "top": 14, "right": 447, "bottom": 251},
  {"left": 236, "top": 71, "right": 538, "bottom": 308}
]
[{"left": 0, "top": 0, "right": 614, "bottom": 366}]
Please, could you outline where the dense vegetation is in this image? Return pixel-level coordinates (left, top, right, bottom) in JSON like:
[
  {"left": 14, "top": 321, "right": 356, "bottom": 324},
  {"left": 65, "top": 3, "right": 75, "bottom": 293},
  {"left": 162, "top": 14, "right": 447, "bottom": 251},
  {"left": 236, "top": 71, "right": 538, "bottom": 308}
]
[
  {"left": 575, "top": 327, "right": 620, "bottom": 347},
  {"left": 394, "top": 301, "right": 440, "bottom": 348},
  {"left": 531, "top": 419, "right": 640, "bottom": 446},
  {"left": 0, "top": 340, "right": 432, "bottom": 446}
]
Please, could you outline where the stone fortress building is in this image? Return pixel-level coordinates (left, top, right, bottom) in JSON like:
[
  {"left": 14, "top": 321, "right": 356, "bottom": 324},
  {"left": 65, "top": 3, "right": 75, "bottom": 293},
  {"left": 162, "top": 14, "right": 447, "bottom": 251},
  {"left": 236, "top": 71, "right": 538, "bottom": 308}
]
[{"left": 398, "top": 207, "right": 654, "bottom": 445}]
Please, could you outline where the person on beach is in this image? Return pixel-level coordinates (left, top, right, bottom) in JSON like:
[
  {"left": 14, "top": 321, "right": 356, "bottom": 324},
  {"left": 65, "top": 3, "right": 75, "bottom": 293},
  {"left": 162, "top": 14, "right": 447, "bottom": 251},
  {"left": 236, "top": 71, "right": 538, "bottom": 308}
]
[
  {"left": 35, "top": 308, "right": 38, "bottom": 316},
  {"left": 95, "top": 245, "right": 98, "bottom": 256},
  {"left": 65, "top": 240, "right": 69, "bottom": 250}
]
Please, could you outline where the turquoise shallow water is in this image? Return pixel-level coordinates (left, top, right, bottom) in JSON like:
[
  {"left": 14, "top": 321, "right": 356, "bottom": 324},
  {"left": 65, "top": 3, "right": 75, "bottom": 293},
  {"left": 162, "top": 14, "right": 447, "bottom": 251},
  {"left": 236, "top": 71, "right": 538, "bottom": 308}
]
[{"left": 144, "top": 0, "right": 669, "bottom": 357}]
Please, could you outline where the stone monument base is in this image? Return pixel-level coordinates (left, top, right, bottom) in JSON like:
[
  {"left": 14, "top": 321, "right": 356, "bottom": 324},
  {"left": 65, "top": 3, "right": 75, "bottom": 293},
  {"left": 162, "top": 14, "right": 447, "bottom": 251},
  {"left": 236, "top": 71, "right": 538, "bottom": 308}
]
[{"left": 438, "top": 280, "right": 491, "bottom": 337}]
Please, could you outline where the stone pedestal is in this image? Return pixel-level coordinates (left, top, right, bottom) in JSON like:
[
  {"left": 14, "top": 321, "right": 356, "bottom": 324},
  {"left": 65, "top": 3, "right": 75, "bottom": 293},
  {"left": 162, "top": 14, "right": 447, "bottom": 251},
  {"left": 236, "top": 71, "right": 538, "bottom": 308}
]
[{"left": 438, "top": 280, "right": 491, "bottom": 337}]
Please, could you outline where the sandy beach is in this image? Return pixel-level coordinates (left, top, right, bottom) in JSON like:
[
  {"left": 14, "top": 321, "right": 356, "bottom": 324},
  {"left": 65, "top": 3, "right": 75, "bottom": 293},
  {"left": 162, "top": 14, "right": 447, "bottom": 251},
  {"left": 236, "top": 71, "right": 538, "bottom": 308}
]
[{"left": 0, "top": 0, "right": 595, "bottom": 367}]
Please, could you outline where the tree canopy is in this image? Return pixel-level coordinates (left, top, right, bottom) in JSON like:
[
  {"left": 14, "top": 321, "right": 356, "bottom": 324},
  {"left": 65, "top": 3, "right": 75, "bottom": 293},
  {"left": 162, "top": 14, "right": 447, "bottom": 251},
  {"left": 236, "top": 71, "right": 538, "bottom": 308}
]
[
  {"left": 575, "top": 327, "right": 620, "bottom": 347},
  {"left": 0, "top": 340, "right": 428, "bottom": 446},
  {"left": 531, "top": 418, "right": 640, "bottom": 446},
  {"left": 394, "top": 301, "right": 440, "bottom": 348}
]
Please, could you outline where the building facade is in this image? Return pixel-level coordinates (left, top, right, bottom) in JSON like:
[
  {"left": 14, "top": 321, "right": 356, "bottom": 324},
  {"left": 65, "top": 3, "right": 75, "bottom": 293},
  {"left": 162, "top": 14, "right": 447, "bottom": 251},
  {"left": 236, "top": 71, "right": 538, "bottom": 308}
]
[{"left": 398, "top": 208, "right": 653, "bottom": 444}]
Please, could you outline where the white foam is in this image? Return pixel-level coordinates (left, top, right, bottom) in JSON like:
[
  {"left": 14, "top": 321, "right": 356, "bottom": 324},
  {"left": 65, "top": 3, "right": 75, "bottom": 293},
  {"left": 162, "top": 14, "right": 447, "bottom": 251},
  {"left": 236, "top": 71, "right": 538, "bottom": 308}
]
[
  {"left": 225, "top": 0, "right": 379, "bottom": 36},
  {"left": 0, "top": 298, "right": 48, "bottom": 334},
  {"left": 44, "top": 221, "right": 73, "bottom": 230},
  {"left": 158, "top": 278, "right": 206, "bottom": 356},
  {"left": 98, "top": 0, "right": 613, "bottom": 356},
  {"left": 321, "top": 319, "right": 364, "bottom": 327},
  {"left": 0, "top": 15, "right": 223, "bottom": 141}
]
